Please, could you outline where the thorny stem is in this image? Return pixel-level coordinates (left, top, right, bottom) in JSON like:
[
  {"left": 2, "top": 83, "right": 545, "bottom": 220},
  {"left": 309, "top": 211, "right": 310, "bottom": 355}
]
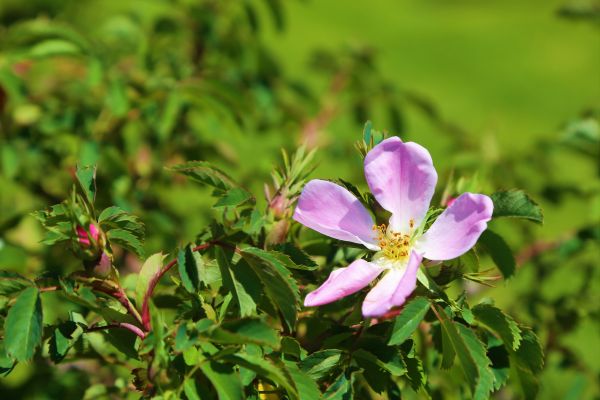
[
  {"left": 39, "top": 282, "right": 144, "bottom": 328},
  {"left": 141, "top": 240, "right": 238, "bottom": 331},
  {"left": 86, "top": 322, "right": 147, "bottom": 339}
]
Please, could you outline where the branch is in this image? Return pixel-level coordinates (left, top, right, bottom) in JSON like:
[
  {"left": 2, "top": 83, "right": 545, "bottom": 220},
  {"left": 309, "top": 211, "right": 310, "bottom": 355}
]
[
  {"left": 141, "top": 241, "right": 232, "bottom": 330},
  {"left": 92, "top": 284, "right": 143, "bottom": 327}
]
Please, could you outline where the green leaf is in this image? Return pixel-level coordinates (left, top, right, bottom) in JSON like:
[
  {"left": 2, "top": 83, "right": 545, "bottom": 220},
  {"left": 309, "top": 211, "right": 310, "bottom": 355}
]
[
  {"left": 488, "top": 340, "right": 510, "bottom": 391},
  {"left": 0, "top": 271, "right": 32, "bottom": 296},
  {"left": 135, "top": 253, "right": 164, "bottom": 309},
  {"left": 4, "top": 287, "right": 43, "bottom": 362},
  {"left": 240, "top": 247, "right": 299, "bottom": 330},
  {"left": 169, "top": 161, "right": 238, "bottom": 193},
  {"left": 512, "top": 328, "right": 544, "bottom": 374},
  {"left": 400, "top": 341, "right": 426, "bottom": 391},
  {"left": 323, "top": 371, "right": 354, "bottom": 400},
  {"left": 272, "top": 243, "right": 318, "bottom": 270},
  {"left": 183, "top": 378, "right": 201, "bottom": 400},
  {"left": 215, "top": 247, "right": 257, "bottom": 317},
  {"left": 283, "top": 360, "right": 321, "bottom": 400},
  {"left": 388, "top": 297, "right": 430, "bottom": 345},
  {"left": 222, "top": 353, "right": 298, "bottom": 399},
  {"left": 353, "top": 348, "right": 406, "bottom": 376},
  {"left": 29, "top": 39, "right": 82, "bottom": 58},
  {"left": 0, "top": 342, "right": 15, "bottom": 376},
  {"left": 490, "top": 190, "right": 543, "bottom": 224},
  {"left": 472, "top": 303, "right": 522, "bottom": 350},
  {"left": 208, "top": 318, "right": 279, "bottom": 348},
  {"left": 299, "top": 349, "right": 344, "bottom": 381},
  {"left": 213, "top": 188, "right": 253, "bottom": 208},
  {"left": 75, "top": 165, "right": 96, "bottom": 205},
  {"left": 107, "top": 228, "right": 145, "bottom": 257},
  {"left": 49, "top": 321, "right": 79, "bottom": 363},
  {"left": 479, "top": 230, "right": 516, "bottom": 279},
  {"left": 178, "top": 245, "right": 200, "bottom": 293},
  {"left": 456, "top": 323, "right": 495, "bottom": 400},
  {"left": 433, "top": 304, "right": 494, "bottom": 399},
  {"left": 198, "top": 361, "right": 244, "bottom": 400}
]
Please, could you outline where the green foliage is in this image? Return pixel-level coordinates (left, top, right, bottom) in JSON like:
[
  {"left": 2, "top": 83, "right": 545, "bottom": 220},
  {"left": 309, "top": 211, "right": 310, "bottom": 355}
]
[
  {"left": 3, "top": 287, "right": 43, "bottom": 362},
  {"left": 0, "top": 0, "right": 596, "bottom": 398},
  {"left": 388, "top": 296, "right": 431, "bottom": 345},
  {"left": 490, "top": 190, "right": 544, "bottom": 224}
]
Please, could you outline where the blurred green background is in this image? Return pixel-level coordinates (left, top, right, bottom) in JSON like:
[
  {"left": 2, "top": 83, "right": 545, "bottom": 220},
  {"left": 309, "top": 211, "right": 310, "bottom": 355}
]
[{"left": 0, "top": 0, "right": 598, "bottom": 398}]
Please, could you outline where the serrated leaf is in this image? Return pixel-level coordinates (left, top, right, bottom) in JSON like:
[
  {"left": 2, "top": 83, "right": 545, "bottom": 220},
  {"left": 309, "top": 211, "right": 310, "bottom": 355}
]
[
  {"left": 107, "top": 229, "right": 145, "bottom": 257},
  {"left": 178, "top": 245, "right": 200, "bottom": 293},
  {"left": 169, "top": 161, "right": 238, "bottom": 193},
  {"left": 433, "top": 304, "right": 493, "bottom": 399},
  {"left": 272, "top": 243, "right": 318, "bottom": 270},
  {"left": 488, "top": 341, "right": 510, "bottom": 391},
  {"left": 135, "top": 253, "right": 164, "bottom": 309},
  {"left": 456, "top": 324, "right": 495, "bottom": 400},
  {"left": 4, "top": 287, "right": 43, "bottom": 361},
  {"left": 0, "top": 271, "right": 32, "bottom": 296},
  {"left": 479, "top": 230, "right": 516, "bottom": 279},
  {"left": 240, "top": 247, "right": 299, "bottom": 330},
  {"left": 75, "top": 165, "right": 96, "bottom": 205},
  {"left": 490, "top": 190, "right": 543, "bottom": 224},
  {"left": 283, "top": 360, "right": 321, "bottom": 400},
  {"left": 513, "top": 328, "right": 544, "bottom": 373},
  {"left": 400, "top": 341, "right": 426, "bottom": 391},
  {"left": 472, "top": 303, "right": 522, "bottom": 350},
  {"left": 213, "top": 188, "right": 253, "bottom": 208},
  {"left": 299, "top": 349, "right": 344, "bottom": 381},
  {"left": 215, "top": 247, "right": 257, "bottom": 317},
  {"left": 388, "top": 297, "right": 430, "bottom": 345}
]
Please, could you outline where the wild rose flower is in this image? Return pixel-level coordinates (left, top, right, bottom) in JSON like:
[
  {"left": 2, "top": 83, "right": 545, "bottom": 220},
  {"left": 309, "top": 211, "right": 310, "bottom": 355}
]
[
  {"left": 293, "top": 137, "right": 493, "bottom": 317},
  {"left": 77, "top": 223, "right": 100, "bottom": 246}
]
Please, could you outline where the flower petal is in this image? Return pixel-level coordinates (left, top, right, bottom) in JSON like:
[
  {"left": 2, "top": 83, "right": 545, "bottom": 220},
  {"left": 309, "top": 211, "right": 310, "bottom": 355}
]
[
  {"left": 294, "top": 179, "right": 378, "bottom": 249},
  {"left": 304, "top": 259, "right": 383, "bottom": 307},
  {"left": 364, "top": 137, "right": 438, "bottom": 232},
  {"left": 417, "top": 193, "right": 493, "bottom": 260},
  {"left": 362, "top": 251, "right": 423, "bottom": 317}
]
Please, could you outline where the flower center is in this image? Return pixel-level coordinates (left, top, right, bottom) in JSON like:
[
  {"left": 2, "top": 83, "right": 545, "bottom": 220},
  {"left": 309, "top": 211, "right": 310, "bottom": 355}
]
[{"left": 372, "top": 219, "right": 415, "bottom": 262}]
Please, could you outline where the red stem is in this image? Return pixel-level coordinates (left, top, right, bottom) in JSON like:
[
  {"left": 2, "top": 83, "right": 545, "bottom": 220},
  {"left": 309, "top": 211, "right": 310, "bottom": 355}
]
[
  {"left": 141, "top": 241, "right": 221, "bottom": 330},
  {"left": 93, "top": 284, "right": 143, "bottom": 327},
  {"left": 86, "top": 322, "right": 146, "bottom": 339}
]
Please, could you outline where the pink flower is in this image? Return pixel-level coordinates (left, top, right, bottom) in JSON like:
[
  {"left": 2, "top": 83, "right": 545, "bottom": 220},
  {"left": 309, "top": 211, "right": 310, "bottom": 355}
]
[
  {"left": 293, "top": 137, "right": 493, "bottom": 317},
  {"left": 77, "top": 224, "right": 100, "bottom": 246}
]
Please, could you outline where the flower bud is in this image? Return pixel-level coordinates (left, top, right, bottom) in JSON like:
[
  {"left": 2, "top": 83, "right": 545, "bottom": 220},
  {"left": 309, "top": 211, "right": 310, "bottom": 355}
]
[{"left": 77, "top": 223, "right": 100, "bottom": 246}]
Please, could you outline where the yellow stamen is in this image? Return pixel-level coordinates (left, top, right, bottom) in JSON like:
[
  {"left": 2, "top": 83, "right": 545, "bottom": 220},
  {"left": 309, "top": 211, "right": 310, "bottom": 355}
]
[{"left": 373, "top": 223, "right": 414, "bottom": 262}]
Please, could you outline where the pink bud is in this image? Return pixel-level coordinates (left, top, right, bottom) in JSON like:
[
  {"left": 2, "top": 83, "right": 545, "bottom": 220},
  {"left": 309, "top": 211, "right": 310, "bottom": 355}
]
[
  {"left": 89, "top": 223, "right": 100, "bottom": 241},
  {"left": 77, "top": 224, "right": 100, "bottom": 246},
  {"left": 93, "top": 251, "right": 112, "bottom": 278}
]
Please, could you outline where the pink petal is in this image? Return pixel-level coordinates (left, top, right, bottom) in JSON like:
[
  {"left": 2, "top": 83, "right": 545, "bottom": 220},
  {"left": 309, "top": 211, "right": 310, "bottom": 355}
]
[
  {"left": 417, "top": 193, "right": 493, "bottom": 260},
  {"left": 362, "top": 251, "right": 422, "bottom": 317},
  {"left": 76, "top": 226, "right": 90, "bottom": 246},
  {"left": 304, "top": 259, "right": 383, "bottom": 307},
  {"left": 89, "top": 223, "right": 100, "bottom": 241},
  {"left": 364, "top": 137, "right": 437, "bottom": 232},
  {"left": 294, "top": 179, "right": 378, "bottom": 249}
]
